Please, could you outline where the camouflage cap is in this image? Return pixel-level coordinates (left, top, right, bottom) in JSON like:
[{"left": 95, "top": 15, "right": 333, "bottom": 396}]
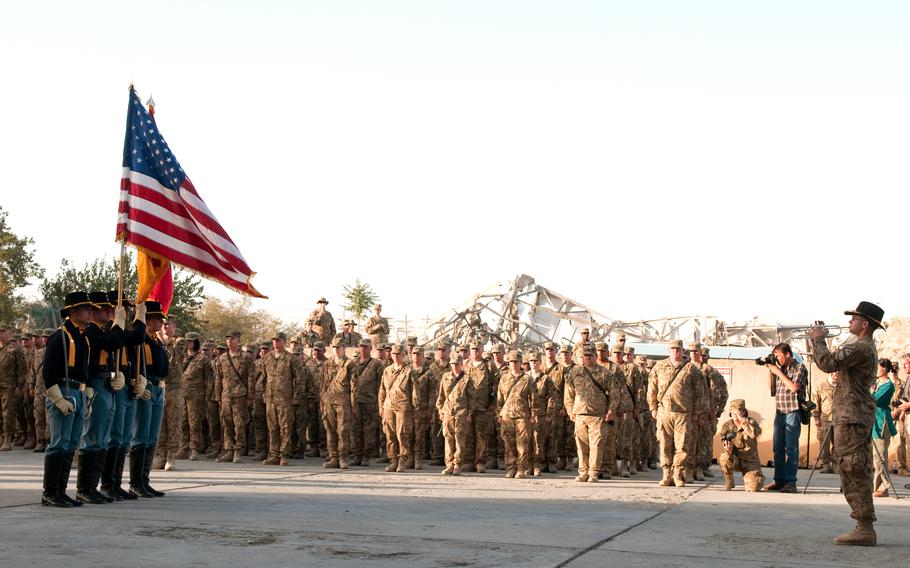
[
  {"left": 527, "top": 351, "right": 540, "bottom": 362},
  {"left": 687, "top": 341, "right": 701, "bottom": 352},
  {"left": 43, "top": 328, "right": 55, "bottom": 337},
  {"left": 543, "top": 341, "right": 556, "bottom": 350},
  {"left": 624, "top": 346, "right": 635, "bottom": 354},
  {"left": 259, "top": 341, "right": 271, "bottom": 349},
  {"left": 729, "top": 399, "right": 746, "bottom": 412},
  {"left": 434, "top": 341, "right": 449, "bottom": 350},
  {"left": 635, "top": 355, "right": 647, "bottom": 364},
  {"left": 184, "top": 332, "right": 200, "bottom": 341},
  {"left": 611, "top": 344, "right": 623, "bottom": 353},
  {"left": 457, "top": 344, "right": 469, "bottom": 351},
  {"left": 272, "top": 331, "right": 287, "bottom": 341},
  {"left": 468, "top": 340, "right": 482, "bottom": 349},
  {"left": 490, "top": 344, "right": 505, "bottom": 354},
  {"left": 594, "top": 341, "right": 608, "bottom": 351},
  {"left": 616, "top": 332, "right": 627, "bottom": 341},
  {"left": 313, "top": 341, "right": 325, "bottom": 351},
  {"left": 357, "top": 338, "right": 372, "bottom": 347},
  {"left": 583, "top": 346, "right": 596, "bottom": 356},
  {"left": 449, "top": 354, "right": 464, "bottom": 365},
  {"left": 389, "top": 344, "right": 403, "bottom": 354},
  {"left": 202, "top": 340, "right": 215, "bottom": 350},
  {"left": 668, "top": 339, "right": 683, "bottom": 349},
  {"left": 580, "top": 327, "right": 591, "bottom": 334},
  {"left": 406, "top": 336, "right": 418, "bottom": 346},
  {"left": 330, "top": 337, "right": 343, "bottom": 348},
  {"left": 410, "top": 346, "right": 422, "bottom": 354},
  {"left": 558, "top": 345, "right": 571, "bottom": 354},
  {"left": 505, "top": 350, "right": 521, "bottom": 363},
  {"left": 217, "top": 343, "right": 228, "bottom": 350},
  {"left": 700, "top": 347, "right": 710, "bottom": 357},
  {"left": 226, "top": 330, "right": 242, "bottom": 339}
]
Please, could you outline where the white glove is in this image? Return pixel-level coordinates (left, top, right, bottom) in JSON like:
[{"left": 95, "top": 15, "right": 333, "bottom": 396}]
[
  {"left": 84, "top": 386, "right": 95, "bottom": 401},
  {"left": 111, "top": 371, "right": 126, "bottom": 391},
  {"left": 47, "top": 384, "right": 75, "bottom": 416},
  {"left": 133, "top": 375, "right": 150, "bottom": 400},
  {"left": 134, "top": 302, "right": 147, "bottom": 324},
  {"left": 113, "top": 306, "right": 126, "bottom": 329}
]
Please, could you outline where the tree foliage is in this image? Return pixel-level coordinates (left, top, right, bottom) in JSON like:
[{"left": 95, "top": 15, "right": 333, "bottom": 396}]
[
  {"left": 196, "top": 297, "right": 299, "bottom": 344},
  {"left": 39, "top": 250, "right": 205, "bottom": 331},
  {"left": 0, "top": 206, "right": 44, "bottom": 326},
  {"left": 342, "top": 278, "right": 379, "bottom": 324}
]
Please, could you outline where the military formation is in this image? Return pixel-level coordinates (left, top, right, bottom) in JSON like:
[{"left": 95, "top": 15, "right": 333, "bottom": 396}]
[{"left": 1, "top": 292, "right": 892, "bottom": 547}]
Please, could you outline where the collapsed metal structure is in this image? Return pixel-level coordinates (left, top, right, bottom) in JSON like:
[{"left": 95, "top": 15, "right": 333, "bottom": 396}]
[{"left": 414, "top": 274, "right": 829, "bottom": 350}]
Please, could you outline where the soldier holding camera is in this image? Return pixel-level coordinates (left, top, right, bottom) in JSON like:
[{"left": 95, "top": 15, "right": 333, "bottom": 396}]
[{"left": 717, "top": 399, "right": 764, "bottom": 491}]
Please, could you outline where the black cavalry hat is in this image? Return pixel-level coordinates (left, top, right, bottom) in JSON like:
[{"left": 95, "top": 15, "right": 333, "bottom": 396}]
[
  {"left": 107, "top": 290, "right": 134, "bottom": 308},
  {"left": 89, "top": 291, "right": 112, "bottom": 309},
  {"left": 144, "top": 301, "right": 165, "bottom": 318},
  {"left": 844, "top": 301, "right": 885, "bottom": 329},
  {"left": 60, "top": 292, "right": 93, "bottom": 318}
]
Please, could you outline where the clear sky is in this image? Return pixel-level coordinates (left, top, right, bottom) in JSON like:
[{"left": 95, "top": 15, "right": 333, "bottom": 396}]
[{"left": 1, "top": 1, "right": 908, "bottom": 330}]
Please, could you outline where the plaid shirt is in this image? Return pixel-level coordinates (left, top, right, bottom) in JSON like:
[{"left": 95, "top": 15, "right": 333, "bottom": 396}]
[{"left": 774, "top": 361, "right": 808, "bottom": 413}]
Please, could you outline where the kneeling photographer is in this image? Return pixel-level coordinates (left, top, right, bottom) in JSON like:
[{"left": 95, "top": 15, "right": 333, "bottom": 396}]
[
  {"left": 763, "top": 343, "right": 808, "bottom": 493},
  {"left": 718, "top": 399, "right": 764, "bottom": 491}
]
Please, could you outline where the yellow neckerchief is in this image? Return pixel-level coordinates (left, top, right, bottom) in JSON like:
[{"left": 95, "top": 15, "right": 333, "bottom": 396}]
[{"left": 61, "top": 321, "right": 90, "bottom": 369}]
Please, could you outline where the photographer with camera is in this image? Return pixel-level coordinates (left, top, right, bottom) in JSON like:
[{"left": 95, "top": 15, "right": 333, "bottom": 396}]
[
  {"left": 808, "top": 301, "right": 884, "bottom": 546},
  {"left": 763, "top": 343, "right": 807, "bottom": 493},
  {"left": 717, "top": 399, "right": 764, "bottom": 491}
]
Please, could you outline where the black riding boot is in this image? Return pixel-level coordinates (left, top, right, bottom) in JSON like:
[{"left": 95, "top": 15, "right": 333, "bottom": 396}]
[
  {"left": 41, "top": 453, "right": 71, "bottom": 507},
  {"left": 114, "top": 446, "right": 137, "bottom": 500},
  {"left": 143, "top": 444, "right": 165, "bottom": 496},
  {"left": 99, "top": 447, "right": 122, "bottom": 501},
  {"left": 93, "top": 449, "right": 115, "bottom": 502},
  {"left": 129, "top": 445, "right": 154, "bottom": 498},
  {"left": 76, "top": 451, "right": 106, "bottom": 504},
  {"left": 59, "top": 452, "right": 82, "bottom": 507}
]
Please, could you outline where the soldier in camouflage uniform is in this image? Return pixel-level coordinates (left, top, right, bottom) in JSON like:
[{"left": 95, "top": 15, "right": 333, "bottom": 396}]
[
  {"left": 410, "top": 347, "right": 434, "bottom": 470},
  {"left": 527, "top": 352, "right": 556, "bottom": 475},
  {"left": 213, "top": 331, "right": 254, "bottom": 463},
  {"left": 685, "top": 342, "right": 713, "bottom": 481},
  {"left": 204, "top": 341, "right": 222, "bottom": 458},
  {"left": 812, "top": 371, "right": 837, "bottom": 473},
  {"left": 612, "top": 344, "right": 641, "bottom": 478},
  {"left": 595, "top": 342, "right": 621, "bottom": 477},
  {"left": 261, "top": 332, "right": 302, "bottom": 466},
  {"left": 251, "top": 343, "right": 270, "bottom": 461},
  {"left": 497, "top": 351, "right": 537, "bottom": 479},
  {"left": 19, "top": 333, "right": 36, "bottom": 449},
  {"left": 564, "top": 347, "right": 618, "bottom": 482},
  {"left": 32, "top": 329, "right": 52, "bottom": 452},
  {"left": 154, "top": 323, "right": 185, "bottom": 471},
  {"left": 334, "top": 320, "right": 362, "bottom": 348},
  {"left": 718, "top": 399, "right": 764, "bottom": 491},
  {"left": 489, "top": 345, "right": 507, "bottom": 470},
  {"left": 304, "top": 341, "right": 327, "bottom": 457},
  {"left": 0, "top": 323, "right": 28, "bottom": 451},
  {"left": 182, "top": 333, "right": 212, "bottom": 461},
  {"left": 571, "top": 328, "right": 592, "bottom": 365},
  {"left": 700, "top": 347, "right": 729, "bottom": 478},
  {"left": 808, "top": 302, "right": 883, "bottom": 546},
  {"left": 350, "top": 338, "right": 383, "bottom": 466},
  {"left": 378, "top": 345, "right": 415, "bottom": 472},
  {"left": 464, "top": 340, "right": 495, "bottom": 473},
  {"left": 437, "top": 355, "right": 474, "bottom": 475},
  {"left": 308, "top": 298, "right": 336, "bottom": 343},
  {"left": 321, "top": 338, "right": 355, "bottom": 469},
  {"left": 427, "top": 341, "right": 451, "bottom": 465},
  {"left": 365, "top": 304, "right": 389, "bottom": 348},
  {"left": 648, "top": 339, "right": 705, "bottom": 487},
  {"left": 554, "top": 344, "right": 577, "bottom": 469},
  {"left": 634, "top": 355, "right": 656, "bottom": 470}
]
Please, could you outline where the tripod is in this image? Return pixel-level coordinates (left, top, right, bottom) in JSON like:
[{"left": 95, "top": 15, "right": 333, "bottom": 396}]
[{"left": 803, "top": 426, "right": 901, "bottom": 499}]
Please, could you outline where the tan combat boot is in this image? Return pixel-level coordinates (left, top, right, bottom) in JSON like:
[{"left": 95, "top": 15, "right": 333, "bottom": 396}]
[
  {"left": 385, "top": 459, "right": 398, "bottom": 472},
  {"left": 674, "top": 475, "right": 687, "bottom": 487},
  {"left": 164, "top": 452, "right": 176, "bottom": 471},
  {"left": 215, "top": 451, "right": 233, "bottom": 463},
  {"left": 24, "top": 436, "right": 36, "bottom": 450},
  {"left": 505, "top": 469, "right": 516, "bottom": 479},
  {"left": 404, "top": 457, "right": 415, "bottom": 469},
  {"left": 515, "top": 470, "right": 527, "bottom": 479},
  {"left": 452, "top": 465, "right": 462, "bottom": 476},
  {"left": 0, "top": 436, "right": 11, "bottom": 451},
  {"left": 475, "top": 462, "right": 486, "bottom": 474},
  {"left": 322, "top": 457, "right": 340, "bottom": 468},
  {"left": 339, "top": 457, "right": 350, "bottom": 470},
  {"left": 395, "top": 459, "right": 406, "bottom": 473},
  {"left": 834, "top": 522, "right": 876, "bottom": 546},
  {"left": 174, "top": 449, "right": 189, "bottom": 460},
  {"left": 556, "top": 456, "right": 567, "bottom": 470},
  {"left": 262, "top": 456, "right": 280, "bottom": 466},
  {"left": 189, "top": 450, "right": 199, "bottom": 461},
  {"left": 659, "top": 469, "right": 674, "bottom": 486},
  {"left": 232, "top": 450, "right": 242, "bottom": 463},
  {"left": 441, "top": 465, "right": 453, "bottom": 475},
  {"left": 574, "top": 473, "right": 589, "bottom": 483},
  {"left": 694, "top": 467, "right": 704, "bottom": 481},
  {"left": 152, "top": 453, "right": 166, "bottom": 470},
  {"left": 413, "top": 458, "right": 423, "bottom": 470},
  {"left": 621, "top": 460, "right": 631, "bottom": 478},
  {"left": 723, "top": 474, "right": 734, "bottom": 490}
]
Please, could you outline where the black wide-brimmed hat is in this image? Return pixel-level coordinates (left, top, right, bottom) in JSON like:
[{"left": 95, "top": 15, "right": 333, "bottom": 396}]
[
  {"left": 89, "top": 291, "right": 112, "bottom": 309},
  {"left": 845, "top": 301, "right": 885, "bottom": 329},
  {"left": 107, "top": 290, "right": 134, "bottom": 308},
  {"left": 60, "top": 291, "right": 93, "bottom": 318},
  {"left": 144, "top": 301, "right": 165, "bottom": 318}
]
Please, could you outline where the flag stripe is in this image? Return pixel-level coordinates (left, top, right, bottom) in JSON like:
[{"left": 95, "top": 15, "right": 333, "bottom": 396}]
[
  {"left": 120, "top": 169, "right": 248, "bottom": 266},
  {"left": 118, "top": 181, "right": 249, "bottom": 271}
]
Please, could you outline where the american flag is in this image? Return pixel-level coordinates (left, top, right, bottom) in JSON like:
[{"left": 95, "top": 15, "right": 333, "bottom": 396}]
[{"left": 116, "top": 88, "right": 265, "bottom": 298}]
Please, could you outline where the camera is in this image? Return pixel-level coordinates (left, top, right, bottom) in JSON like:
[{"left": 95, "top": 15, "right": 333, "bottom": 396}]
[
  {"left": 754, "top": 354, "right": 775, "bottom": 366},
  {"left": 721, "top": 430, "right": 738, "bottom": 442}
]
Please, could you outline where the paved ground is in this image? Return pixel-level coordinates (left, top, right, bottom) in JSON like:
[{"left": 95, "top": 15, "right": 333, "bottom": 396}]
[{"left": 1, "top": 450, "right": 908, "bottom": 567}]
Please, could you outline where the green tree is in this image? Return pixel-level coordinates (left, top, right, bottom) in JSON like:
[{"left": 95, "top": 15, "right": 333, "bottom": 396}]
[
  {"left": 39, "top": 251, "right": 205, "bottom": 331},
  {"left": 342, "top": 278, "right": 379, "bottom": 326},
  {"left": 0, "top": 206, "right": 44, "bottom": 326}
]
